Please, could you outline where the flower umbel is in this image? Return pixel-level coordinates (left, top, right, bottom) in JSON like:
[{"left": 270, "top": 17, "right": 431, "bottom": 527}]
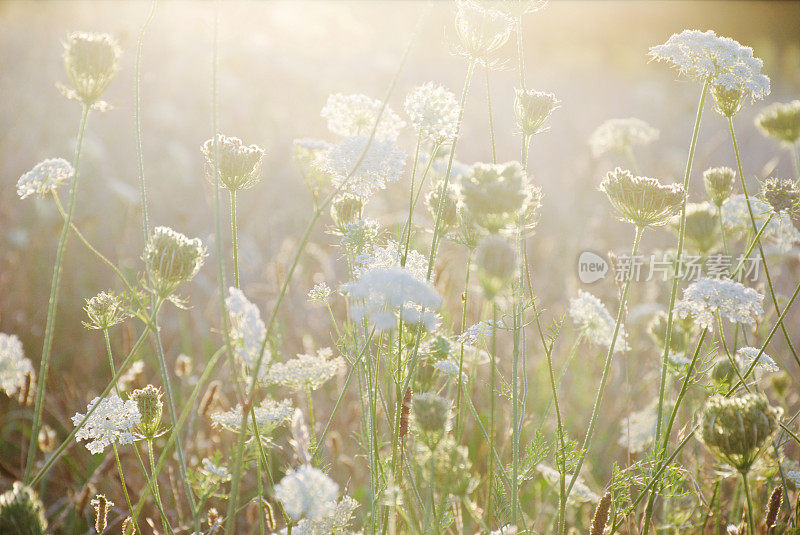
[
  {"left": 274, "top": 464, "right": 339, "bottom": 521},
  {"left": 71, "top": 394, "right": 142, "bottom": 454},
  {"left": 143, "top": 226, "right": 206, "bottom": 298},
  {"left": 675, "top": 277, "right": 764, "bottom": 330},
  {"left": 202, "top": 134, "right": 265, "bottom": 191},
  {"left": 599, "top": 167, "right": 684, "bottom": 228},
  {"left": 62, "top": 32, "right": 121, "bottom": 105},
  {"left": 589, "top": 118, "right": 659, "bottom": 157},
  {"left": 404, "top": 83, "right": 459, "bottom": 144},
  {"left": 266, "top": 348, "right": 346, "bottom": 391},
  {"left": 17, "top": 158, "right": 75, "bottom": 200},
  {"left": 755, "top": 100, "right": 800, "bottom": 145},
  {"left": 514, "top": 89, "right": 559, "bottom": 136},
  {"left": 83, "top": 290, "right": 128, "bottom": 330}
]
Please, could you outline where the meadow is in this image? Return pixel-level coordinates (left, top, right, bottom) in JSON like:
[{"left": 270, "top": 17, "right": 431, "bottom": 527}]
[{"left": 2, "top": 1, "right": 800, "bottom": 533}]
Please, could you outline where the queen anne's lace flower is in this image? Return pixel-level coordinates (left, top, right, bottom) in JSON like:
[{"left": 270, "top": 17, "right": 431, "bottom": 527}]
[
  {"left": 722, "top": 194, "right": 800, "bottom": 253},
  {"left": 210, "top": 397, "right": 293, "bottom": 436},
  {"left": 355, "top": 240, "right": 429, "bottom": 281},
  {"left": 600, "top": 168, "right": 684, "bottom": 228},
  {"left": 589, "top": 118, "right": 659, "bottom": 157},
  {"left": 201, "top": 458, "right": 231, "bottom": 481},
  {"left": 267, "top": 348, "right": 346, "bottom": 391},
  {"left": 226, "top": 288, "right": 270, "bottom": 380},
  {"left": 432, "top": 360, "right": 469, "bottom": 382},
  {"left": 404, "top": 83, "right": 459, "bottom": 144},
  {"left": 537, "top": 464, "right": 599, "bottom": 504},
  {"left": 457, "top": 320, "right": 497, "bottom": 346},
  {"left": 619, "top": 400, "right": 658, "bottom": 453},
  {"left": 569, "top": 290, "right": 628, "bottom": 353},
  {"left": 341, "top": 266, "right": 442, "bottom": 332},
  {"left": 316, "top": 135, "right": 407, "bottom": 199},
  {"left": 649, "top": 30, "right": 770, "bottom": 102},
  {"left": 274, "top": 464, "right": 339, "bottom": 521},
  {"left": 321, "top": 93, "right": 405, "bottom": 141},
  {"left": 675, "top": 277, "right": 764, "bottom": 330},
  {"left": 279, "top": 495, "right": 359, "bottom": 535},
  {"left": 307, "top": 282, "right": 331, "bottom": 302},
  {"left": 71, "top": 394, "right": 141, "bottom": 454},
  {"left": 17, "top": 158, "right": 75, "bottom": 200},
  {"left": 0, "top": 334, "right": 33, "bottom": 398},
  {"left": 453, "top": 0, "right": 514, "bottom": 66},
  {"left": 756, "top": 100, "right": 800, "bottom": 145},
  {"left": 736, "top": 347, "right": 779, "bottom": 373}
]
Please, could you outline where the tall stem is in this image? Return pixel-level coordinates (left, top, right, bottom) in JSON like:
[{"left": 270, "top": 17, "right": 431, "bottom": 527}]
[
  {"left": 24, "top": 103, "right": 90, "bottom": 482},
  {"left": 741, "top": 471, "right": 755, "bottom": 535},
  {"left": 135, "top": 0, "right": 157, "bottom": 245},
  {"left": 230, "top": 189, "right": 240, "bottom": 288}
]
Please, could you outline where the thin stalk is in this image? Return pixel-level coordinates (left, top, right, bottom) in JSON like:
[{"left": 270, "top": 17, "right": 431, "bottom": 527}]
[
  {"left": 485, "top": 66, "right": 497, "bottom": 164},
  {"left": 135, "top": 0, "right": 157, "bottom": 244},
  {"left": 25, "top": 103, "right": 90, "bottom": 482},
  {"left": 454, "top": 250, "right": 473, "bottom": 438},
  {"left": 546, "top": 337, "right": 567, "bottom": 535},
  {"left": 112, "top": 444, "right": 139, "bottom": 535},
  {"left": 741, "top": 471, "right": 755, "bottom": 535},
  {"left": 790, "top": 141, "right": 800, "bottom": 180},
  {"left": 563, "top": 225, "right": 644, "bottom": 514},
  {"left": 485, "top": 302, "right": 498, "bottom": 518},
  {"left": 718, "top": 206, "right": 729, "bottom": 256},
  {"left": 230, "top": 190, "right": 240, "bottom": 288}
]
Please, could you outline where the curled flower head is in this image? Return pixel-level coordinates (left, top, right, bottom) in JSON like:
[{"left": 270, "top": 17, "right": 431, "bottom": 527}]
[
  {"left": 426, "top": 180, "right": 461, "bottom": 233},
  {"left": 321, "top": 93, "right": 405, "bottom": 141},
  {"left": 226, "top": 288, "right": 270, "bottom": 381},
  {"left": 412, "top": 392, "right": 452, "bottom": 435},
  {"left": 266, "top": 348, "right": 346, "bottom": 391},
  {"left": 316, "top": 135, "right": 407, "bottom": 199},
  {"left": 589, "top": 118, "right": 659, "bottom": 158},
  {"left": 211, "top": 397, "right": 293, "bottom": 437},
  {"left": 330, "top": 194, "right": 364, "bottom": 232},
  {"left": 62, "top": 32, "right": 121, "bottom": 105},
  {"left": 130, "top": 385, "right": 163, "bottom": 439},
  {"left": 735, "top": 347, "right": 779, "bottom": 374},
  {"left": 666, "top": 202, "right": 720, "bottom": 254},
  {"left": 600, "top": 167, "right": 684, "bottom": 228},
  {"left": 461, "top": 161, "right": 532, "bottom": 232},
  {"left": 649, "top": 30, "right": 770, "bottom": 103},
  {"left": 0, "top": 334, "right": 34, "bottom": 399},
  {"left": 202, "top": 134, "right": 264, "bottom": 191},
  {"left": 71, "top": 394, "right": 141, "bottom": 454},
  {"left": 675, "top": 277, "right": 764, "bottom": 330},
  {"left": 17, "top": 158, "right": 74, "bottom": 200},
  {"left": 453, "top": 0, "right": 514, "bottom": 65},
  {"left": 404, "top": 83, "right": 459, "bottom": 144},
  {"left": 703, "top": 166, "right": 735, "bottom": 207},
  {"left": 514, "top": 89, "right": 559, "bottom": 136},
  {"left": 756, "top": 100, "right": 800, "bottom": 145},
  {"left": 83, "top": 290, "right": 128, "bottom": 330},
  {"left": 761, "top": 177, "right": 800, "bottom": 215},
  {"left": 699, "top": 393, "right": 782, "bottom": 472},
  {"left": 293, "top": 138, "right": 332, "bottom": 192},
  {"left": 143, "top": 226, "right": 207, "bottom": 297},
  {"left": 475, "top": 235, "right": 517, "bottom": 299},
  {"left": 274, "top": 464, "right": 339, "bottom": 521},
  {"left": 0, "top": 482, "right": 48, "bottom": 535},
  {"left": 569, "top": 290, "right": 628, "bottom": 353}
]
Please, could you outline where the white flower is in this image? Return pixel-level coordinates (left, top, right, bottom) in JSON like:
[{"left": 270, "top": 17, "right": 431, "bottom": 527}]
[
  {"left": 266, "top": 348, "right": 346, "bottom": 391},
  {"left": 17, "top": 158, "right": 75, "bottom": 200},
  {"left": 619, "top": 400, "right": 658, "bottom": 453},
  {"left": 226, "top": 287, "right": 270, "bottom": 381},
  {"left": 675, "top": 277, "right": 764, "bottom": 330},
  {"left": 321, "top": 93, "right": 405, "bottom": 141},
  {"left": 404, "top": 83, "right": 459, "bottom": 144},
  {"left": 71, "top": 394, "right": 141, "bottom": 454},
  {"left": 118, "top": 360, "right": 145, "bottom": 392},
  {"left": 453, "top": 0, "right": 514, "bottom": 65},
  {"left": 210, "top": 397, "right": 293, "bottom": 436},
  {"left": 354, "top": 240, "right": 429, "bottom": 281},
  {"left": 589, "top": 118, "right": 659, "bottom": 157},
  {"left": 786, "top": 470, "right": 800, "bottom": 488},
  {"left": 649, "top": 30, "right": 770, "bottom": 101},
  {"left": 274, "top": 464, "right": 339, "bottom": 521},
  {"left": 735, "top": 346, "right": 779, "bottom": 373},
  {"left": 457, "top": 320, "right": 498, "bottom": 346},
  {"left": 722, "top": 194, "right": 800, "bottom": 253},
  {"left": 537, "top": 464, "right": 599, "bottom": 504},
  {"left": 569, "top": 290, "right": 629, "bottom": 353},
  {"left": 201, "top": 457, "right": 231, "bottom": 481},
  {"left": 489, "top": 526, "right": 518, "bottom": 535},
  {"left": 281, "top": 495, "right": 359, "bottom": 535},
  {"left": 341, "top": 266, "right": 442, "bottom": 332},
  {"left": 0, "top": 333, "right": 33, "bottom": 397},
  {"left": 432, "top": 360, "right": 469, "bottom": 382},
  {"left": 307, "top": 282, "right": 332, "bottom": 302},
  {"left": 316, "top": 135, "right": 407, "bottom": 199}
]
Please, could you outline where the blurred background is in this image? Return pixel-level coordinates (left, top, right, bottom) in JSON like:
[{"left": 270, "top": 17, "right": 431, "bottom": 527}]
[{"left": 1, "top": 0, "right": 800, "bottom": 528}]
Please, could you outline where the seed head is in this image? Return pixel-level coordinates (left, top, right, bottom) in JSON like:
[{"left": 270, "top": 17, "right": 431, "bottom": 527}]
[
  {"left": 703, "top": 166, "right": 736, "bottom": 207},
  {"left": 514, "top": 89, "right": 558, "bottom": 136},
  {"left": 426, "top": 180, "right": 461, "bottom": 233},
  {"left": 475, "top": 235, "right": 517, "bottom": 300},
  {"left": 143, "top": 226, "right": 206, "bottom": 298},
  {"left": 331, "top": 195, "right": 363, "bottom": 232},
  {"left": 399, "top": 387, "right": 413, "bottom": 441},
  {"left": 453, "top": 0, "right": 513, "bottom": 66},
  {"left": 37, "top": 424, "right": 57, "bottom": 454},
  {"left": 91, "top": 494, "right": 113, "bottom": 534},
  {"left": 0, "top": 482, "right": 48, "bottom": 535},
  {"left": 711, "top": 84, "right": 745, "bottom": 118},
  {"left": 175, "top": 354, "right": 193, "bottom": 378},
  {"left": 412, "top": 392, "right": 451, "bottom": 435},
  {"left": 202, "top": 134, "right": 264, "bottom": 191},
  {"left": 600, "top": 167, "right": 684, "bottom": 228},
  {"left": 764, "top": 485, "right": 782, "bottom": 529},
  {"left": 130, "top": 385, "right": 163, "bottom": 439},
  {"left": 83, "top": 290, "right": 128, "bottom": 330},
  {"left": 755, "top": 100, "right": 800, "bottom": 145},
  {"left": 122, "top": 516, "right": 136, "bottom": 535},
  {"left": 590, "top": 492, "right": 612, "bottom": 535},
  {"left": 62, "top": 32, "right": 121, "bottom": 104},
  {"left": 761, "top": 177, "right": 800, "bottom": 215},
  {"left": 699, "top": 393, "right": 782, "bottom": 473}
]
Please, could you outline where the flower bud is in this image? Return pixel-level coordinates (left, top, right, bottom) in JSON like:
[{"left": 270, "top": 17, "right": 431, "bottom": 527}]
[
  {"left": 461, "top": 161, "right": 531, "bottom": 233},
  {"left": 0, "top": 482, "right": 48, "bottom": 535},
  {"left": 412, "top": 392, "right": 451, "bottom": 434},
  {"left": 475, "top": 235, "right": 517, "bottom": 300},
  {"left": 703, "top": 167, "right": 735, "bottom": 208},
  {"left": 62, "top": 32, "right": 121, "bottom": 104},
  {"left": 143, "top": 226, "right": 206, "bottom": 297},
  {"left": 699, "top": 393, "right": 782, "bottom": 473},
  {"left": 426, "top": 180, "right": 460, "bottom": 233},
  {"left": 37, "top": 425, "right": 57, "bottom": 454},
  {"left": 515, "top": 89, "right": 558, "bottom": 136},
  {"left": 130, "top": 385, "right": 163, "bottom": 439},
  {"left": 202, "top": 134, "right": 264, "bottom": 191},
  {"left": 331, "top": 195, "right": 363, "bottom": 231},
  {"left": 711, "top": 84, "right": 744, "bottom": 118},
  {"left": 83, "top": 290, "right": 128, "bottom": 330},
  {"left": 755, "top": 100, "right": 800, "bottom": 145}
]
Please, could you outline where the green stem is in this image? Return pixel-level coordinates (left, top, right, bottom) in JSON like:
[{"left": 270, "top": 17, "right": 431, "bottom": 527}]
[
  {"left": 113, "top": 444, "right": 139, "bottom": 535},
  {"left": 454, "top": 250, "right": 473, "bottom": 438},
  {"left": 135, "top": 0, "right": 157, "bottom": 245},
  {"left": 485, "top": 303, "right": 498, "bottom": 519},
  {"left": 485, "top": 65, "right": 497, "bottom": 164},
  {"left": 24, "top": 103, "right": 90, "bottom": 483},
  {"left": 230, "top": 190, "right": 240, "bottom": 288},
  {"left": 741, "top": 471, "right": 755, "bottom": 535}
]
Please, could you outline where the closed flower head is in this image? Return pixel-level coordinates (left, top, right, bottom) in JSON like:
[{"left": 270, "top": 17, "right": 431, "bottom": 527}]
[
  {"left": 461, "top": 161, "right": 532, "bottom": 232},
  {"left": 755, "top": 100, "right": 800, "bottom": 145},
  {"left": 703, "top": 166, "right": 735, "bottom": 207},
  {"left": 426, "top": 180, "right": 461, "bottom": 233},
  {"left": 0, "top": 482, "right": 47, "bottom": 535},
  {"left": 761, "top": 177, "right": 800, "bottom": 215},
  {"left": 62, "top": 32, "right": 121, "bottom": 104},
  {"left": 515, "top": 89, "right": 558, "bottom": 136},
  {"left": 143, "top": 226, "right": 206, "bottom": 297},
  {"left": 600, "top": 167, "right": 684, "bottom": 228},
  {"left": 699, "top": 393, "right": 782, "bottom": 472},
  {"left": 453, "top": 0, "right": 513, "bottom": 65},
  {"left": 83, "top": 290, "right": 128, "bottom": 330},
  {"left": 412, "top": 392, "right": 452, "bottom": 437},
  {"left": 331, "top": 195, "right": 363, "bottom": 232},
  {"left": 202, "top": 134, "right": 264, "bottom": 191},
  {"left": 130, "top": 385, "right": 163, "bottom": 439},
  {"left": 667, "top": 202, "right": 720, "bottom": 254}
]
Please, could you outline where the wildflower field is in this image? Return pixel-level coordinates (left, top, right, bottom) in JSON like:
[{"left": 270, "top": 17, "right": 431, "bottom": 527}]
[{"left": 3, "top": 1, "right": 800, "bottom": 533}]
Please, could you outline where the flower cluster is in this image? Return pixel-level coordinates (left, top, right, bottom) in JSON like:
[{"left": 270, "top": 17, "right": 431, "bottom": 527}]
[
  {"left": 756, "top": 100, "right": 800, "bottom": 145},
  {"left": 211, "top": 397, "right": 293, "bottom": 437},
  {"left": 316, "top": 135, "right": 407, "bottom": 199},
  {"left": 274, "top": 464, "right": 339, "bottom": 521},
  {"left": 61, "top": 31, "right": 121, "bottom": 105},
  {"left": 600, "top": 167, "right": 684, "bottom": 228},
  {"left": 72, "top": 394, "right": 142, "bottom": 454},
  {"left": 143, "top": 226, "right": 206, "bottom": 297},
  {"left": 83, "top": 291, "right": 128, "bottom": 330},
  {"left": 568, "top": 290, "right": 628, "bottom": 353},
  {"left": 453, "top": 0, "right": 514, "bottom": 65},
  {"left": 202, "top": 134, "right": 265, "bottom": 191},
  {"left": 404, "top": 83, "right": 459, "bottom": 144},
  {"left": 16, "top": 158, "right": 75, "bottom": 200},
  {"left": 267, "top": 348, "right": 346, "bottom": 391},
  {"left": 0, "top": 334, "right": 34, "bottom": 398},
  {"left": 675, "top": 277, "right": 764, "bottom": 329},
  {"left": 589, "top": 118, "right": 659, "bottom": 157},
  {"left": 321, "top": 93, "right": 405, "bottom": 141},
  {"left": 226, "top": 287, "right": 270, "bottom": 381}
]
